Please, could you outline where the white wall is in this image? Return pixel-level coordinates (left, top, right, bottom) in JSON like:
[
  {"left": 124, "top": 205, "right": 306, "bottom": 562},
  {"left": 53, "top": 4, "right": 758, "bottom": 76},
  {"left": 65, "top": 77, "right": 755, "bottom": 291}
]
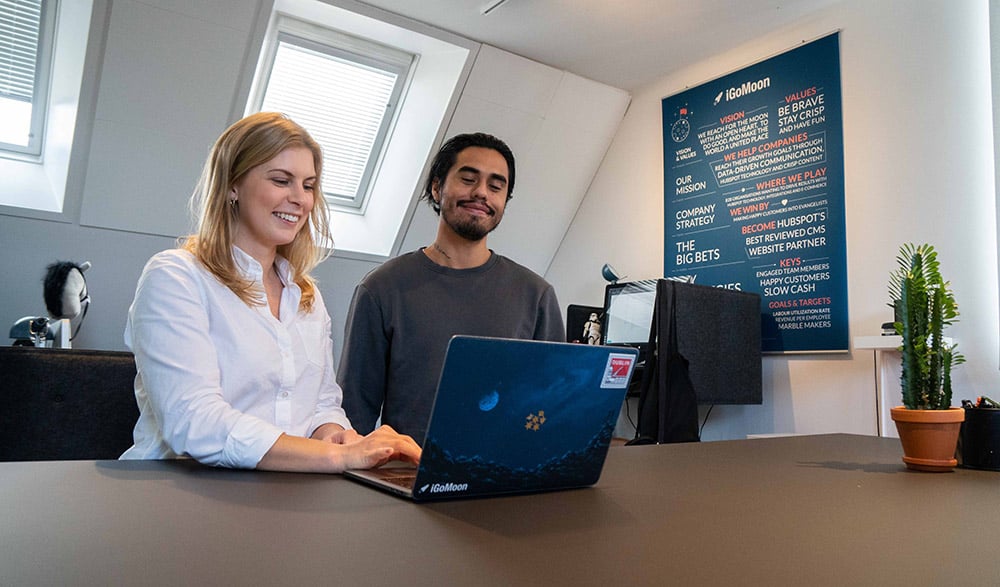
[
  {"left": 0, "top": 0, "right": 628, "bottom": 361},
  {"left": 5, "top": 0, "right": 996, "bottom": 444},
  {"left": 399, "top": 46, "right": 630, "bottom": 276},
  {"left": 547, "top": 0, "right": 999, "bottom": 439},
  {"left": 327, "top": 45, "right": 628, "bottom": 358},
  {"left": 79, "top": 0, "right": 258, "bottom": 237}
]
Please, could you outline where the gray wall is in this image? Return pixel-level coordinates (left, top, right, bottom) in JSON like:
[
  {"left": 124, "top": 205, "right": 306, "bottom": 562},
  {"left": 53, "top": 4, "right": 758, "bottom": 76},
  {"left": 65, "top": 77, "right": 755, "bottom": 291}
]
[{"left": 0, "top": 217, "right": 174, "bottom": 350}]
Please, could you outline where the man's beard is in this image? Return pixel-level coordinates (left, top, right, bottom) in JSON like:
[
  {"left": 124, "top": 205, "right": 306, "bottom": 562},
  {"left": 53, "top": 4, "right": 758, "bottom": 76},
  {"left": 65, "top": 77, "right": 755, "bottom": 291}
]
[{"left": 441, "top": 197, "right": 503, "bottom": 241}]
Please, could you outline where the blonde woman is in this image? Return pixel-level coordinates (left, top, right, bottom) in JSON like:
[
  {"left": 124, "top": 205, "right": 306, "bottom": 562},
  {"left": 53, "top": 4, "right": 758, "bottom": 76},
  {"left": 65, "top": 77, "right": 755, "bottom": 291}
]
[{"left": 121, "top": 112, "right": 420, "bottom": 472}]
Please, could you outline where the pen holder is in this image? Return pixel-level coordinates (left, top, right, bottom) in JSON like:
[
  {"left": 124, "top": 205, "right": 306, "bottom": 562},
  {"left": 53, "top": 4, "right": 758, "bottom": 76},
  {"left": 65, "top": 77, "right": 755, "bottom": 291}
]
[{"left": 958, "top": 407, "right": 1000, "bottom": 471}]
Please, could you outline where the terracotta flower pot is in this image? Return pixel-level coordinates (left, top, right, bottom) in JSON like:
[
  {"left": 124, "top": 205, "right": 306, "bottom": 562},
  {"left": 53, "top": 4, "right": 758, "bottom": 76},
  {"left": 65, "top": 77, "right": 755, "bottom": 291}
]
[{"left": 890, "top": 406, "right": 965, "bottom": 472}]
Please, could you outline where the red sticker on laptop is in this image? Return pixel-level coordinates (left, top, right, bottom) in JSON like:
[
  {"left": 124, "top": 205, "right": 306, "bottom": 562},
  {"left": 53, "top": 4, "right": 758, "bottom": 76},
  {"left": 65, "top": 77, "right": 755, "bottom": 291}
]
[{"left": 601, "top": 354, "right": 636, "bottom": 389}]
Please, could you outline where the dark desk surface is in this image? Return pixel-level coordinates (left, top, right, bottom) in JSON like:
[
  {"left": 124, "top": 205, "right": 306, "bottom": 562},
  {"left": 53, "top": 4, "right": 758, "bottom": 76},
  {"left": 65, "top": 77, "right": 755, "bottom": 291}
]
[{"left": 2, "top": 434, "right": 997, "bottom": 585}]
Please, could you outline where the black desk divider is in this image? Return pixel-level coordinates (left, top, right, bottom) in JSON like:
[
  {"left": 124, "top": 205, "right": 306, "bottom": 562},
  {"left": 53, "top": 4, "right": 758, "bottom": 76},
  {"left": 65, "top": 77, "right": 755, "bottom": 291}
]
[
  {"left": 666, "top": 280, "right": 762, "bottom": 405},
  {"left": 629, "top": 280, "right": 762, "bottom": 444},
  {"left": 0, "top": 346, "right": 138, "bottom": 461},
  {"left": 630, "top": 280, "right": 700, "bottom": 444}
]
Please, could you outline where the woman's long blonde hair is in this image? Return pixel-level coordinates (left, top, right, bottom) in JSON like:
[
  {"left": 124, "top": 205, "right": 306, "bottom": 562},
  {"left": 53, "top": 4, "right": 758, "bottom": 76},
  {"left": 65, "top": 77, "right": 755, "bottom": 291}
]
[{"left": 183, "top": 112, "right": 332, "bottom": 312}]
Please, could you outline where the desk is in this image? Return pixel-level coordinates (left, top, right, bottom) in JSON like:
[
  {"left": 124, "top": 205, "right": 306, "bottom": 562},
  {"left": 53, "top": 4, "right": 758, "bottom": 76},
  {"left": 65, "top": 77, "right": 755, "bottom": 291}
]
[{"left": 3, "top": 435, "right": 997, "bottom": 585}]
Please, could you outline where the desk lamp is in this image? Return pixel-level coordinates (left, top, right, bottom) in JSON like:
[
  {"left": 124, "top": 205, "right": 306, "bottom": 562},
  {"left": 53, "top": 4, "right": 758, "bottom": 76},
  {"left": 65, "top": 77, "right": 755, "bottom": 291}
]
[{"left": 601, "top": 263, "right": 625, "bottom": 284}]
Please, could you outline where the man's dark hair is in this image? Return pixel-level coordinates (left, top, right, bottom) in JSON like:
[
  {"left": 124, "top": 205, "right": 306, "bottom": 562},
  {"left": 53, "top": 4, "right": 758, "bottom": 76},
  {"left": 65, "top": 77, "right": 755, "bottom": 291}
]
[{"left": 421, "top": 132, "right": 515, "bottom": 214}]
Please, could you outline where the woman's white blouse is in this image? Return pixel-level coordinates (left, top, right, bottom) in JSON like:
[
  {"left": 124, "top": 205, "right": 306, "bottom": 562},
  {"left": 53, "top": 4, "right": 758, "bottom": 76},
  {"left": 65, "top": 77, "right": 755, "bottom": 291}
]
[{"left": 120, "top": 247, "right": 351, "bottom": 468}]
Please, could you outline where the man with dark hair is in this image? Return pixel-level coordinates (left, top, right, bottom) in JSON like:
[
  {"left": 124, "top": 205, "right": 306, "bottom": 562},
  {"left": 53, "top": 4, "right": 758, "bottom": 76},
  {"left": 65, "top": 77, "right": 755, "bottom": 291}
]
[{"left": 338, "top": 132, "right": 565, "bottom": 443}]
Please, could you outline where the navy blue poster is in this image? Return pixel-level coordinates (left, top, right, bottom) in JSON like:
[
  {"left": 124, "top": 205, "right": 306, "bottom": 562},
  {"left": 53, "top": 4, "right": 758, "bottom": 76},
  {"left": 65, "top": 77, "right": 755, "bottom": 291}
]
[{"left": 662, "top": 33, "right": 847, "bottom": 353}]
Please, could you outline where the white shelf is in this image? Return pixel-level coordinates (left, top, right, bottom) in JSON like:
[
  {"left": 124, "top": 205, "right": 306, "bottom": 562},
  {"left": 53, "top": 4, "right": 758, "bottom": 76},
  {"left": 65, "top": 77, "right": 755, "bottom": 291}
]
[
  {"left": 853, "top": 335, "right": 951, "bottom": 350},
  {"left": 853, "top": 335, "right": 956, "bottom": 438},
  {"left": 854, "top": 335, "right": 902, "bottom": 438},
  {"left": 854, "top": 335, "right": 900, "bottom": 350}
]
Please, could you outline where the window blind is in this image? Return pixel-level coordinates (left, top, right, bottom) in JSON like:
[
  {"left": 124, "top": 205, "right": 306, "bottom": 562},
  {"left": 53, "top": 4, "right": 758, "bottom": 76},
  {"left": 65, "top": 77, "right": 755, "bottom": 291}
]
[
  {"left": 0, "top": 0, "right": 43, "bottom": 103},
  {"left": 261, "top": 37, "right": 400, "bottom": 206}
]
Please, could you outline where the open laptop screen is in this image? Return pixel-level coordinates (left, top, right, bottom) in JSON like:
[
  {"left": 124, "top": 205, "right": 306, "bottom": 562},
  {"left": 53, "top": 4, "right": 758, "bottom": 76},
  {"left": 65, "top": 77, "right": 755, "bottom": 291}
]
[{"left": 602, "top": 279, "right": 657, "bottom": 347}]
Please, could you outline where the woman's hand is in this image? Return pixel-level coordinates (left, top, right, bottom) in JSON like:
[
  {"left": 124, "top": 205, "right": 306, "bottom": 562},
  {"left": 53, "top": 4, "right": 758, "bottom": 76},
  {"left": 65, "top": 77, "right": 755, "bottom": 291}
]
[
  {"left": 310, "top": 423, "right": 362, "bottom": 444},
  {"left": 335, "top": 425, "right": 421, "bottom": 470},
  {"left": 258, "top": 425, "right": 421, "bottom": 473}
]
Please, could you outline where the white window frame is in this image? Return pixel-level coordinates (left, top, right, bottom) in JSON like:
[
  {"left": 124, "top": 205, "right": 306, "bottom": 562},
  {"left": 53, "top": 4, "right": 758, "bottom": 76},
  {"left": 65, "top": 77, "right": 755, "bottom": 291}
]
[
  {"left": 0, "top": 0, "right": 98, "bottom": 218},
  {"left": 249, "top": 15, "right": 413, "bottom": 212},
  {"left": 0, "top": 0, "right": 57, "bottom": 159},
  {"left": 245, "top": 0, "right": 477, "bottom": 260}
]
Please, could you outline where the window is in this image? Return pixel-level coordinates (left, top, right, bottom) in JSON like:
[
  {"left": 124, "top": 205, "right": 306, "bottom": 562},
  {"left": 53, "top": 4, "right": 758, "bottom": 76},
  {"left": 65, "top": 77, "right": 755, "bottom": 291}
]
[
  {"left": 0, "top": 0, "right": 56, "bottom": 158},
  {"left": 251, "top": 16, "right": 412, "bottom": 212},
  {"left": 0, "top": 0, "right": 94, "bottom": 215},
  {"left": 246, "top": 0, "right": 475, "bottom": 259}
]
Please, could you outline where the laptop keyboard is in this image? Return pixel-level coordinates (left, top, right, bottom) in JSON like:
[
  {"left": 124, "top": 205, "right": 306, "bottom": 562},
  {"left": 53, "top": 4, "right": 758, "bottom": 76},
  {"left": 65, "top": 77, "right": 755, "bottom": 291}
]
[{"left": 371, "top": 469, "right": 417, "bottom": 490}]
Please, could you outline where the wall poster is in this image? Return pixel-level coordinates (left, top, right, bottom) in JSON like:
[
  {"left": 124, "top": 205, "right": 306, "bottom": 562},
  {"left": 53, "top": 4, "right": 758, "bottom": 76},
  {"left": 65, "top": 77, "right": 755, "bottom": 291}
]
[{"left": 662, "top": 33, "right": 847, "bottom": 353}]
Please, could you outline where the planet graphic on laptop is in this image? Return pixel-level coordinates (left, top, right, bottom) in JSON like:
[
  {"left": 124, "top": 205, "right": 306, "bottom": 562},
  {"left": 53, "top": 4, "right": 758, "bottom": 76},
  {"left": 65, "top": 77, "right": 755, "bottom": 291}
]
[{"left": 478, "top": 390, "right": 499, "bottom": 412}]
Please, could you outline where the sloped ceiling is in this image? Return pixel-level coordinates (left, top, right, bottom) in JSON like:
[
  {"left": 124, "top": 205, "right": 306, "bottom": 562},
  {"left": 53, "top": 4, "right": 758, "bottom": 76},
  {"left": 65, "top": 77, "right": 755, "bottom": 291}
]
[{"left": 358, "top": 0, "right": 848, "bottom": 90}]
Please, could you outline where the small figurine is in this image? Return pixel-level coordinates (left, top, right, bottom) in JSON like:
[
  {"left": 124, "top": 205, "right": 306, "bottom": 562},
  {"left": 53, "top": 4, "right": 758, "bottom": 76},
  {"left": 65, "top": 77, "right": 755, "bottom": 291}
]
[{"left": 582, "top": 312, "right": 602, "bottom": 345}]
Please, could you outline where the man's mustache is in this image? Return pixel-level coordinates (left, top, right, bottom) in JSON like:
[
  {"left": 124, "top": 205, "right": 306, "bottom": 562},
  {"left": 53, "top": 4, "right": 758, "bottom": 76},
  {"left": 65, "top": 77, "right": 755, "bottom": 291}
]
[{"left": 457, "top": 198, "right": 495, "bottom": 216}]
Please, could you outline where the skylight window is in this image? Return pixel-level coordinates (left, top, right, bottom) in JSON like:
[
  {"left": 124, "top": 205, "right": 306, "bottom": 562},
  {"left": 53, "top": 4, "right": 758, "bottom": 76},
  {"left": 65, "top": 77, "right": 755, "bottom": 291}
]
[
  {"left": 252, "top": 16, "right": 411, "bottom": 212},
  {"left": 246, "top": 0, "right": 474, "bottom": 259},
  {"left": 0, "top": 0, "right": 55, "bottom": 157}
]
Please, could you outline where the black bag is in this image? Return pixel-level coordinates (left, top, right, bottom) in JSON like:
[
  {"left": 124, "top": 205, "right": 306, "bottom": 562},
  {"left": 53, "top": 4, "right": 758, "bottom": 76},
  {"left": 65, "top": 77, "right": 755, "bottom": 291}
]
[{"left": 627, "top": 280, "right": 700, "bottom": 445}]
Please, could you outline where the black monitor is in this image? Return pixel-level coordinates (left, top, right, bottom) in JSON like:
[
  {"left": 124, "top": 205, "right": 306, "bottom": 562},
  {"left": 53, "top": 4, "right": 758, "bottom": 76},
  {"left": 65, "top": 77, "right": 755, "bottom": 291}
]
[
  {"left": 604, "top": 279, "right": 763, "bottom": 406},
  {"left": 601, "top": 279, "right": 657, "bottom": 358}
]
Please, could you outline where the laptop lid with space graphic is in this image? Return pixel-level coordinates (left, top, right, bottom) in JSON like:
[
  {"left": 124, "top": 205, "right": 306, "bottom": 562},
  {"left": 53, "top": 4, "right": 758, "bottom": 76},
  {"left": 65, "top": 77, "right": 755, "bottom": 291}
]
[{"left": 399, "top": 336, "right": 638, "bottom": 501}]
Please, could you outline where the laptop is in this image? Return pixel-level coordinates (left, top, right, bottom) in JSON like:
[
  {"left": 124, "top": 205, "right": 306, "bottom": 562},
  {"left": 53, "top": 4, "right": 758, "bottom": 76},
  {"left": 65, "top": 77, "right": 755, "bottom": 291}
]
[{"left": 344, "top": 335, "right": 639, "bottom": 502}]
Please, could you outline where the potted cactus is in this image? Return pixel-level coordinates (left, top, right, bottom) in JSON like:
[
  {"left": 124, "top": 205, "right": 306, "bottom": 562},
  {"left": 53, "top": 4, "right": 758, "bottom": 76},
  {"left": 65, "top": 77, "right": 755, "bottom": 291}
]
[{"left": 887, "top": 243, "right": 965, "bottom": 471}]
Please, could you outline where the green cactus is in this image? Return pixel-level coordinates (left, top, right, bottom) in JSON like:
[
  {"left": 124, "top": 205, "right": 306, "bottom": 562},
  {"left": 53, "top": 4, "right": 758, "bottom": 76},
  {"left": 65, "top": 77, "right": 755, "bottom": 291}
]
[{"left": 887, "top": 243, "right": 964, "bottom": 409}]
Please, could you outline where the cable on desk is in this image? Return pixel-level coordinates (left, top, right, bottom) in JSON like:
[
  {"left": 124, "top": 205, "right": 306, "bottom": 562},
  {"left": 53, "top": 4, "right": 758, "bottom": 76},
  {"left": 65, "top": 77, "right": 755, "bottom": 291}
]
[{"left": 699, "top": 404, "right": 715, "bottom": 439}]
